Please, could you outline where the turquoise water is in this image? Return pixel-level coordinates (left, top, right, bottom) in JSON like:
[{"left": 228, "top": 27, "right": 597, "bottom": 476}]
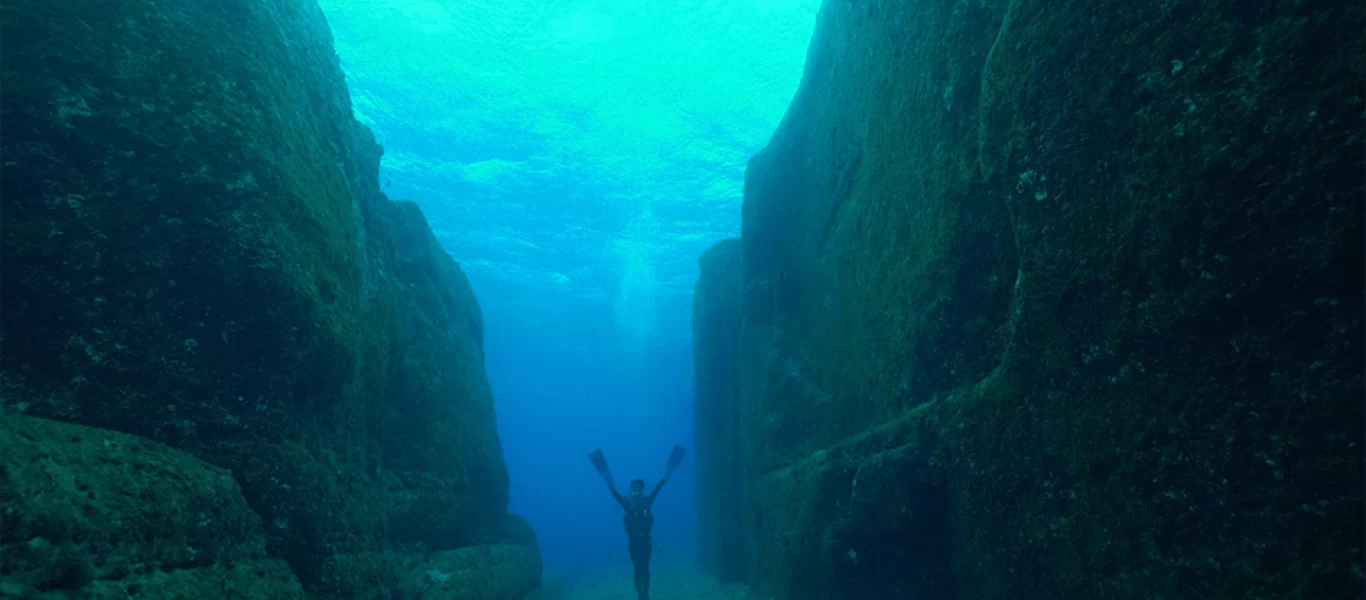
[{"left": 317, "top": 0, "right": 819, "bottom": 576}]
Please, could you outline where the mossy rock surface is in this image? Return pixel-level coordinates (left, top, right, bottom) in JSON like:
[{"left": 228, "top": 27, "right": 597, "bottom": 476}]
[
  {"left": 311, "top": 551, "right": 404, "bottom": 600},
  {"left": 738, "top": 408, "right": 947, "bottom": 600},
  {"left": 0, "top": 0, "right": 536, "bottom": 595},
  {"left": 0, "top": 410, "right": 305, "bottom": 598},
  {"left": 697, "top": 0, "right": 1365, "bottom": 598},
  {"left": 398, "top": 544, "right": 544, "bottom": 600},
  {"left": 691, "top": 238, "right": 747, "bottom": 582},
  {"left": 72, "top": 560, "right": 307, "bottom": 600}
]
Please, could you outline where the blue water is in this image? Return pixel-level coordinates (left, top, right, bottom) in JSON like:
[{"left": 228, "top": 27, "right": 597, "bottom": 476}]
[{"left": 316, "top": 0, "right": 819, "bottom": 580}]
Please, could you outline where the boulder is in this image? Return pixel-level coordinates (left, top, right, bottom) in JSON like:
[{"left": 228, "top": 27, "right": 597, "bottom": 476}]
[
  {"left": 398, "top": 544, "right": 543, "bottom": 600},
  {"left": 0, "top": 410, "right": 306, "bottom": 599}
]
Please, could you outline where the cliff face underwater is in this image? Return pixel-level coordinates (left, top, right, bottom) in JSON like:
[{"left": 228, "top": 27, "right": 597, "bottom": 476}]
[
  {"left": 694, "top": 0, "right": 1364, "bottom": 599},
  {"left": 0, "top": 1, "right": 540, "bottom": 598}
]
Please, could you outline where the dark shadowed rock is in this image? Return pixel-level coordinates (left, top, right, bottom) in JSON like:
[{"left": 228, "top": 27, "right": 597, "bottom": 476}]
[
  {"left": 396, "top": 544, "right": 543, "bottom": 600},
  {"left": 0, "top": 410, "right": 307, "bottom": 598},
  {"left": 0, "top": 0, "right": 539, "bottom": 596},
  {"left": 696, "top": 0, "right": 1364, "bottom": 598},
  {"left": 376, "top": 199, "right": 510, "bottom": 551},
  {"left": 692, "top": 238, "right": 747, "bottom": 582}
]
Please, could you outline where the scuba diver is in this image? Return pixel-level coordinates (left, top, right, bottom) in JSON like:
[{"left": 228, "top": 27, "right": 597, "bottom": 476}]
[{"left": 589, "top": 445, "right": 687, "bottom": 600}]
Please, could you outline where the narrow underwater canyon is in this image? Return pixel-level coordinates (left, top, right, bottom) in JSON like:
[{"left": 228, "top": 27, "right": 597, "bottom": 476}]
[
  {"left": 1, "top": 0, "right": 539, "bottom": 598},
  {"left": 0, "top": 0, "right": 1361, "bottom": 599},
  {"left": 693, "top": 0, "right": 1364, "bottom": 599}
]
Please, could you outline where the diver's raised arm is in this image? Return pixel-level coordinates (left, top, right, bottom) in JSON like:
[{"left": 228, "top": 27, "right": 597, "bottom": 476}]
[
  {"left": 648, "top": 476, "right": 668, "bottom": 502},
  {"left": 609, "top": 483, "right": 628, "bottom": 509}
]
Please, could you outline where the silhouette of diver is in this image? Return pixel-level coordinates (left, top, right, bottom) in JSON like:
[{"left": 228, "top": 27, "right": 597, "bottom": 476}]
[{"left": 589, "top": 445, "right": 686, "bottom": 600}]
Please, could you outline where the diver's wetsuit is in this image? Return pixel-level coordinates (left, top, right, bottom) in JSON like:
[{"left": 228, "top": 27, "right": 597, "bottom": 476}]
[{"left": 611, "top": 480, "right": 667, "bottom": 600}]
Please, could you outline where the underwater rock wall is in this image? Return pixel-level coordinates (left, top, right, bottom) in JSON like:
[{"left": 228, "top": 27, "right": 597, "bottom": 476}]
[
  {"left": 0, "top": 1, "right": 539, "bottom": 598},
  {"left": 691, "top": 238, "right": 747, "bottom": 582},
  {"left": 695, "top": 0, "right": 1364, "bottom": 598}
]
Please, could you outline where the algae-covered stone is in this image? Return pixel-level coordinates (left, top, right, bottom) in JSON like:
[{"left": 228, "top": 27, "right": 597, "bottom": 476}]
[
  {"left": 75, "top": 560, "right": 307, "bottom": 600},
  {"left": 697, "top": 0, "right": 1365, "bottom": 598},
  {"left": 692, "top": 238, "right": 747, "bottom": 582},
  {"left": 0, "top": 410, "right": 305, "bottom": 598},
  {"left": 737, "top": 409, "right": 949, "bottom": 600},
  {"left": 377, "top": 199, "right": 510, "bottom": 550},
  {"left": 467, "top": 514, "right": 540, "bottom": 547},
  {"left": 0, "top": 0, "right": 394, "bottom": 576},
  {"left": 0, "top": 0, "right": 538, "bottom": 594},
  {"left": 310, "top": 519, "right": 540, "bottom": 599},
  {"left": 398, "top": 544, "right": 544, "bottom": 600},
  {"left": 312, "top": 551, "right": 403, "bottom": 600}
]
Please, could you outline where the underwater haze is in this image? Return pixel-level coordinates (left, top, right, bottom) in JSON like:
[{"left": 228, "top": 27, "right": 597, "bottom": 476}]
[
  {"left": 3, "top": 0, "right": 1361, "bottom": 598},
  {"left": 316, "top": 0, "right": 820, "bottom": 577}
]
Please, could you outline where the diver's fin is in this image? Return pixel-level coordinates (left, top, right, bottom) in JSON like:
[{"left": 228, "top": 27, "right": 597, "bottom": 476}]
[
  {"left": 589, "top": 449, "right": 615, "bottom": 488},
  {"left": 665, "top": 444, "right": 687, "bottom": 476}
]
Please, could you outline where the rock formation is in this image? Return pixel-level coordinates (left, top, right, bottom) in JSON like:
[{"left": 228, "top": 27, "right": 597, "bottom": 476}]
[
  {"left": 692, "top": 238, "right": 746, "bottom": 583},
  {"left": 0, "top": 413, "right": 308, "bottom": 599},
  {"left": 694, "top": 0, "right": 1363, "bottom": 598},
  {"left": 0, "top": 0, "right": 539, "bottom": 598}
]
